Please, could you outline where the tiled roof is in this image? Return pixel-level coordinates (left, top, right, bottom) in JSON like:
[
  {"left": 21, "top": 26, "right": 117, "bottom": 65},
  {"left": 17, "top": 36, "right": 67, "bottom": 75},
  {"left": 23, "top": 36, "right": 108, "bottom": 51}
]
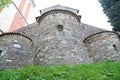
[
  {"left": 81, "top": 23, "right": 108, "bottom": 39},
  {"left": 14, "top": 22, "right": 40, "bottom": 39},
  {"left": 15, "top": 22, "right": 108, "bottom": 41},
  {"left": 116, "top": 32, "right": 120, "bottom": 35}
]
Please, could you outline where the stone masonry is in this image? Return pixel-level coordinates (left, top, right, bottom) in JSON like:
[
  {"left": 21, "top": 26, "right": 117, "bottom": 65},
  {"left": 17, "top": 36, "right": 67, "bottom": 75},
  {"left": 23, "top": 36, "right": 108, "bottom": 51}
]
[
  {"left": 0, "top": 33, "right": 33, "bottom": 69},
  {"left": 84, "top": 31, "right": 120, "bottom": 62},
  {"left": 0, "top": 5, "right": 120, "bottom": 69}
]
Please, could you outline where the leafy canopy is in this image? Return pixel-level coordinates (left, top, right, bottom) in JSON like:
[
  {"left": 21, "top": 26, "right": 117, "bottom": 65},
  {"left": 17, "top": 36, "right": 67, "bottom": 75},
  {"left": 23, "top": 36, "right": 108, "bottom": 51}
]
[
  {"left": 99, "top": 0, "right": 120, "bottom": 31},
  {"left": 0, "top": 0, "right": 12, "bottom": 8}
]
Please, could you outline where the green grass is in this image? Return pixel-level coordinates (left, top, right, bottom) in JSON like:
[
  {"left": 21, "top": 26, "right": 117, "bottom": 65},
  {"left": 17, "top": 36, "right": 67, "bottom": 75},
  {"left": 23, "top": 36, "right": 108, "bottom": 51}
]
[{"left": 0, "top": 60, "right": 120, "bottom": 80}]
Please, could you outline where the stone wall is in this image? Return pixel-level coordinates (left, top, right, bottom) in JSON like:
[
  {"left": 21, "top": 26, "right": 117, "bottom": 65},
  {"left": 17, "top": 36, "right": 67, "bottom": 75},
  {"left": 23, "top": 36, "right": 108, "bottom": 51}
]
[
  {"left": 1, "top": 8, "right": 119, "bottom": 69},
  {"left": 0, "top": 33, "right": 33, "bottom": 69},
  {"left": 15, "top": 10, "right": 89, "bottom": 65},
  {"left": 84, "top": 32, "right": 120, "bottom": 62},
  {"left": 34, "top": 10, "right": 88, "bottom": 65}
]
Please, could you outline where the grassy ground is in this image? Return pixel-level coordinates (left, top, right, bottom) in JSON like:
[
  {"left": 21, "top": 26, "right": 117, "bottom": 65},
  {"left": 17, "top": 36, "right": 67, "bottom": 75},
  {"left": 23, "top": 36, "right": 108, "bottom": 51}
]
[{"left": 0, "top": 60, "right": 120, "bottom": 80}]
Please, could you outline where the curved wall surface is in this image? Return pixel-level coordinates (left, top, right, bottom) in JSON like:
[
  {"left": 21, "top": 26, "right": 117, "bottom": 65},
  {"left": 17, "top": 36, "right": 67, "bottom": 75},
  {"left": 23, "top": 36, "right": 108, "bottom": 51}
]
[
  {"left": 0, "top": 33, "right": 33, "bottom": 69},
  {"left": 84, "top": 32, "right": 120, "bottom": 62},
  {"left": 34, "top": 10, "right": 88, "bottom": 65}
]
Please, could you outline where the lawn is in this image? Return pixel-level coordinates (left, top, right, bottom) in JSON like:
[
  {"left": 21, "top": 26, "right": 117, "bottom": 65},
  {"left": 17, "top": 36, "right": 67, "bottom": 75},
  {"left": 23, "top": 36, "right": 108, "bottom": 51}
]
[{"left": 0, "top": 60, "right": 120, "bottom": 80}]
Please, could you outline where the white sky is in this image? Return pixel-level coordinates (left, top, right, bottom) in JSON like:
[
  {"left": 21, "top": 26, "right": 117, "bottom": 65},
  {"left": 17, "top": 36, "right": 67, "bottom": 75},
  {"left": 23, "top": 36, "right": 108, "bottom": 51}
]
[{"left": 28, "top": 0, "right": 112, "bottom": 30}]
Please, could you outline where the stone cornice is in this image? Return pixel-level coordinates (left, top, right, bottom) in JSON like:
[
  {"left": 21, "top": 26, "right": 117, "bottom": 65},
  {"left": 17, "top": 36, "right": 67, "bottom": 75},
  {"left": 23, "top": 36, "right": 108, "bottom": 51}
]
[
  {"left": 36, "top": 9, "right": 81, "bottom": 24},
  {"left": 0, "top": 32, "right": 33, "bottom": 41},
  {"left": 83, "top": 31, "right": 120, "bottom": 43}
]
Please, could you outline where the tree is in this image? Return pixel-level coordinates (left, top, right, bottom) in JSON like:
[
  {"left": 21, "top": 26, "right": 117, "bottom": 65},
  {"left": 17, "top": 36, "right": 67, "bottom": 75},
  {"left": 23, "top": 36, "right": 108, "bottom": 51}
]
[
  {"left": 99, "top": 0, "right": 120, "bottom": 31},
  {"left": 0, "top": 0, "right": 12, "bottom": 8}
]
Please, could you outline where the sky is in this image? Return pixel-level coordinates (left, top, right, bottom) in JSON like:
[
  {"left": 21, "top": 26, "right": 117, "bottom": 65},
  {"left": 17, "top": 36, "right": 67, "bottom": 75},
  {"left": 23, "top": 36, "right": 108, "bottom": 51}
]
[{"left": 28, "top": 0, "right": 112, "bottom": 30}]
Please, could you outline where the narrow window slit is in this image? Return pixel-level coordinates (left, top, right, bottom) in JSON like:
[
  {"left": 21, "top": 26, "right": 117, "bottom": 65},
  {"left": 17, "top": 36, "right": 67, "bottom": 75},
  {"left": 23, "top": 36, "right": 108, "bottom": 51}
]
[{"left": 57, "top": 25, "right": 63, "bottom": 31}]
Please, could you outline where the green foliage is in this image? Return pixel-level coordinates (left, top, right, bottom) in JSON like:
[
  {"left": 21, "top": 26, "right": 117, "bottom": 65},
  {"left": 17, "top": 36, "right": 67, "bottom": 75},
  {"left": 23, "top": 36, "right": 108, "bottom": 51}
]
[
  {"left": 99, "top": 0, "right": 120, "bottom": 31},
  {"left": 0, "top": 0, "right": 13, "bottom": 8},
  {"left": 0, "top": 61, "right": 120, "bottom": 80}
]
